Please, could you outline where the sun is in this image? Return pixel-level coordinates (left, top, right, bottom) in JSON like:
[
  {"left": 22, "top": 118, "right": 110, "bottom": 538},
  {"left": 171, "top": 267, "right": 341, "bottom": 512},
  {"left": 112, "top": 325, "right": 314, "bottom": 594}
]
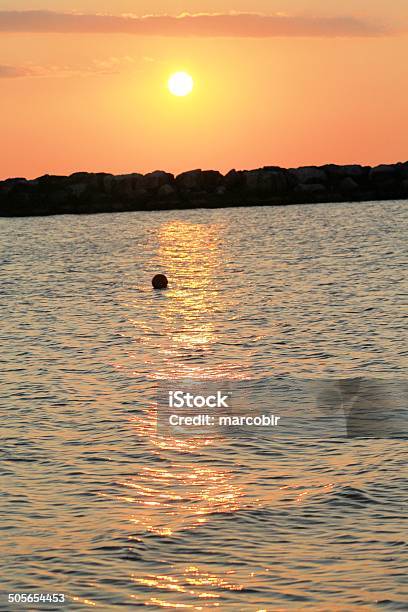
[{"left": 168, "top": 71, "right": 194, "bottom": 97}]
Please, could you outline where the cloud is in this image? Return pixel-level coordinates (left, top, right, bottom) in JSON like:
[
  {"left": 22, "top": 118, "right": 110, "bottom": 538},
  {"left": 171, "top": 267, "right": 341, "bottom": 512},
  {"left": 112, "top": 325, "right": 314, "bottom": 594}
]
[
  {"left": 0, "top": 64, "right": 34, "bottom": 78},
  {"left": 0, "top": 10, "right": 390, "bottom": 38},
  {"left": 0, "top": 57, "right": 140, "bottom": 78}
]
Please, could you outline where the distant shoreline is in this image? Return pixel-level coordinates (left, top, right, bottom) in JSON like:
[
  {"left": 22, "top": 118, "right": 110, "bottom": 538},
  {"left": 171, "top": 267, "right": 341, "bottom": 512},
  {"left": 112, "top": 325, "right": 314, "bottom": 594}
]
[{"left": 1, "top": 162, "right": 407, "bottom": 217}]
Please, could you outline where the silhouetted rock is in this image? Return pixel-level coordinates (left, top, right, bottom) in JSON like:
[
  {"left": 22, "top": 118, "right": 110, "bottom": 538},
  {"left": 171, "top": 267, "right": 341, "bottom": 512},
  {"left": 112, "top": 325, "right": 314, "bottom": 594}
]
[
  {"left": 224, "top": 169, "right": 243, "bottom": 191},
  {"left": 0, "top": 178, "right": 27, "bottom": 195},
  {"left": 0, "top": 161, "right": 407, "bottom": 216},
  {"left": 295, "top": 183, "right": 326, "bottom": 194},
  {"left": 176, "top": 169, "right": 202, "bottom": 190},
  {"left": 340, "top": 177, "right": 359, "bottom": 194},
  {"left": 324, "top": 164, "right": 367, "bottom": 180},
  {"left": 244, "top": 169, "right": 290, "bottom": 196},
  {"left": 370, "top": 164, "right": 397, "bottom": 183},
  {"left": 157, "top": 184, "right": 176, "bottom": 198},
  {"left": 108, "top": 173, "right": 144, "bottom": 197},
  {"left": 176, "top": 169, "right": 222, "bottom": 192},
  {"left": 290, "top": 166, "right": 327, "bottom": 184},
  {"left": 201, "top": 170, "right": 223, "bottom": 192},
  {"left": 400, "top": 162, "right": 408, "bottom": 178},
  {"left": 402, "top": 179, "right": 408, "bottom": 195},
  {"left": 143, "top": 170, "right": 174, "bottom": 190}
]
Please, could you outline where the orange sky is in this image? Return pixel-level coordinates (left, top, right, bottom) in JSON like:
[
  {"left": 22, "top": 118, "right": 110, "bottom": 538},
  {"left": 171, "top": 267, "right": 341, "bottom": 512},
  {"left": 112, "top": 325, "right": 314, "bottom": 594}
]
[{"left": 0, "top": 1, "right": 407, "bottom": 179}]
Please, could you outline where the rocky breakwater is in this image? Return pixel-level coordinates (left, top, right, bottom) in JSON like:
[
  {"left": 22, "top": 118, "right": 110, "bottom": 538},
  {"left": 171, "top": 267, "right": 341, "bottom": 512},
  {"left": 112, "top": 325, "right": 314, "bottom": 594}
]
[{"left": 1, "top": 162, "right": 408, "bottom": 216}]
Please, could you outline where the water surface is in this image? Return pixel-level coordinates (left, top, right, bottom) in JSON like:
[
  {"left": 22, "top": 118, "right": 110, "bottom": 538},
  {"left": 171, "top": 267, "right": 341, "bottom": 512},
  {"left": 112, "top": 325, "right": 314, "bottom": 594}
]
[{"left": 1, "top": 201, "right": 407, "bottom": 609}]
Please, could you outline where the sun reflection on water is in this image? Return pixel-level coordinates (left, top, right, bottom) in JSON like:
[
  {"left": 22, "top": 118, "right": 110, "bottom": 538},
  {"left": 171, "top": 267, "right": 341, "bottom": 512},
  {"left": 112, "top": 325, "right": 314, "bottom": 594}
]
[
  {"left": 123, "top": 462, "right": 245, "bottom": 536},
  {"left": 122, "top": 220, "right": 250, "bottom": 381},
  {"left": 111, "top": 220, "right": 338, "bottom": 607},
  {"left": 115, "top": 220, "right": 250, "bottom": 541},
  {"left": 131, "top": 564, "right": 245, "bottom": 609},
  {"left": 151, "top": 220, "right": 226, "bottom": 380}
]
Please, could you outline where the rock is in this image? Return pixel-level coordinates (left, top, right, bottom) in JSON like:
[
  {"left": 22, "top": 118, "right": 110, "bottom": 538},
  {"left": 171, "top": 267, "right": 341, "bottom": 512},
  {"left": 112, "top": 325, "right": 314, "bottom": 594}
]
[
  {"left": 95, "top": 173, "right": 112, "bottom": 191},
  {"left": 295, "top": 183, "right": 327, "bottom": 195},
  {"left": 0, "top": 178, "right": 28, "bottom": 195},
  {"left": 69, "top": 172, "right": 92, "bottom": 182},
  {"left": 176, "top": 169, "right": 201, "bottom": 190},
  {"left": 69, "top": 182, "right": 88, "bottom": 198},
  {"left": 244, "top": 170, "right": 260, "bottom": 192},
  {"left": 401, "top": 179, "right": 408, "bottom": 195},
  {"left": 201, "top": 170, "right": 223, "bottom": 192},
  {"left": 244, "top": 169, "right": 290, "bottom": 195},
  {"left": 143, "top": 170, "right": 173, "bottom": 190},
  {"left": 36, "top": 174, "right": 66, "bottom": 185},
  {"left": 102, "top": 174, "right": 116, "bottom": 194},
  {"left": 175, "top": 169, "right": 222, "bottom": 193},
  {"left": 340, "top": 177, "right": 359, "bottom": 193},
  {"left": 47, "top": 189, "right": 70, "bottom": 206},
  {"left": 370, "top": 164, "right": 397, "bottom": 182},
  {"left": 66, "top": 172, "right": 108, "bottom": 196},
  {"left": 399, "top": 162, "right": 408, "bottom": 179},
  {"left": 262, "top": 165, "right": 284, "bottom": 172},
  {"left": 224, "top": 169, "right": 243, "bottom": 191},
  {"left": 157, "top": 184, "right": 176, "bottom": 198},
  {"left": 1, "top": 161, "right": 407, "bottom": 217},
  {"left": 176, "top": 169, "right": 203, "bottom": 191},
  {"left": 290, "top": 166, "right": 327, "bottom": 184},
  {"left": 133, "top": 188, "right": 149, "bottom": 203},
  {"left": 324, "top": 164, "right": 366, "bottom": 180},
  {"left": 109, "top": 173, "right": 144, "bottom": 197},
  {"left": 11, "top": 184, "right": 33, "bottom": 205},
  {"left": 3, "top": 177, "right": 27, "bottom": 185}
]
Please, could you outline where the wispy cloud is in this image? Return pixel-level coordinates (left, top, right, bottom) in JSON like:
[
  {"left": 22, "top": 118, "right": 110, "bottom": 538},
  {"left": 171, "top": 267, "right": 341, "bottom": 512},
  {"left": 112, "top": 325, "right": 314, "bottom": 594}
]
[
  {"left": 0, "top": 64, "right": 34, "bottom": 78},
  {"left": 0, "top": 57, "right": 141, "bottom": 79},
  {"left": 0, "top": 10, "right": 390, "bottom": 38}
]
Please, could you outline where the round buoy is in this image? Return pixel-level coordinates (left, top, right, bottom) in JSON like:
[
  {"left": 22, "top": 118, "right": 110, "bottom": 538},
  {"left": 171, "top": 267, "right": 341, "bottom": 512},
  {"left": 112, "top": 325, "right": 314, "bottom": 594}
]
[{"left": 152, "top": 274, "right": 168, "bottom": 289}]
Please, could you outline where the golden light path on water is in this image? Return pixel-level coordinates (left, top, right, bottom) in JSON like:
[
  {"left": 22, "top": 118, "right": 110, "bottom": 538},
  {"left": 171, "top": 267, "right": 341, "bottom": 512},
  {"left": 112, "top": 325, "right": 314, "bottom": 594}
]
[
  {"left": 122, "top": 221, "right": 250, "bottom": 535},
  {"left": 109, "top": 220, "right": 257, "bottom": 606}
]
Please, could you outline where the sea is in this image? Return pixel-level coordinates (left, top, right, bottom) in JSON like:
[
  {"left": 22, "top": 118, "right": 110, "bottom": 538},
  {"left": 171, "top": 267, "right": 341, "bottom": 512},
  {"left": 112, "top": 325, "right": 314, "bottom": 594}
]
[{"left": 1, "top": 200, "right": 407, "bottom": 610}]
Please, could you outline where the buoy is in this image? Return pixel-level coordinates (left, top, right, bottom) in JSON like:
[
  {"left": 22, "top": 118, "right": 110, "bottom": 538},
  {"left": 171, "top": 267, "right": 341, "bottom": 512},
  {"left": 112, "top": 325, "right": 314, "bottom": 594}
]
[{"left": 152, "top": 274, "right": 168, "bottom": 289}]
